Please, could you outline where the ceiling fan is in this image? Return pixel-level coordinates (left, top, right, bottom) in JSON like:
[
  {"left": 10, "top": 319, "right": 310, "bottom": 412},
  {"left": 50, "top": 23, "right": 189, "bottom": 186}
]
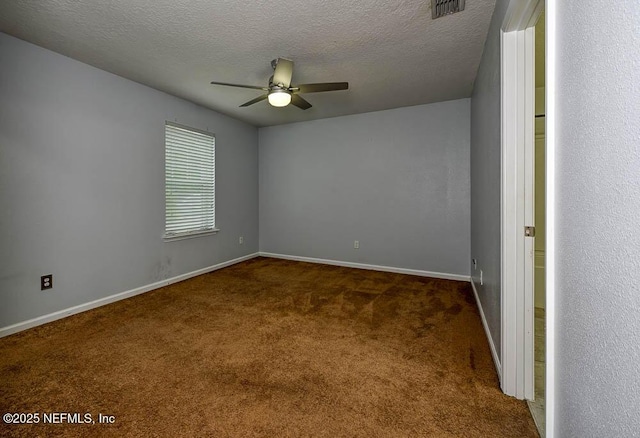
[{"left": 210, "top": 58, "right": 348, "bottom": 110}]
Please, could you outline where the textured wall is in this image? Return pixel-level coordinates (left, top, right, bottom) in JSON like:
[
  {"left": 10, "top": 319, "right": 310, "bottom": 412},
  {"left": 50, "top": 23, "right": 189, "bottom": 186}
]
[
  {"left": 469, "top": 0, "right": 510, "bottom": 359},
  {"left": 554, "top": 1, "right": 640, "bottom": 436},
  {"left": 0, "top": 34, "right": 259, "bottom": 328},
  {"left": 259, "top": 100, "right": 470, "bottom": 277}
]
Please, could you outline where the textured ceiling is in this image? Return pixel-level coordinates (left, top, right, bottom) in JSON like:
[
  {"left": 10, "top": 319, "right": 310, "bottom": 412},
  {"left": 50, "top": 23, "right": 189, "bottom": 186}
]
[{"left": 0, "top": 0, "right": 496, "bottom": 127}]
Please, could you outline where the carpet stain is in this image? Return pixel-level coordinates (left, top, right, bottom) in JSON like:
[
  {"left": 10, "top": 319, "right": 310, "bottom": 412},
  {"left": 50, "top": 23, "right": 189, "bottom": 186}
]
[
  {"left": 446, "top": 303, "right": 463, "bottom": 316},
  {"left": 0, "top": 257, "right": 538, "bottom": 438},
  {"left": 470, "top": 347, "right": 477, "bottom": 370}
]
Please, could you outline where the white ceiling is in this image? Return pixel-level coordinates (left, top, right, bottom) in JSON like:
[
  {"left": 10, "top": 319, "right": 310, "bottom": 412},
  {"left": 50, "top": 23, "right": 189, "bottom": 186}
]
[{"left": 0, "top": 0, "right": 496, "bottom": 127}]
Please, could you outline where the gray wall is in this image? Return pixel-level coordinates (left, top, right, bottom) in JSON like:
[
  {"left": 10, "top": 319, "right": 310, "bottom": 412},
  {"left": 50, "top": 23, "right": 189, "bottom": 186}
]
[
  {"left": 0, "top": 33, "right": 259, "bottom": 328},
  {"left": 469, "top": 0, "right": 509, "bottom": 359},
  {"left": 554, "top": 2, "right": 640, "bottom": 436},
  {"left": 259, "top": 100, "right": 470, "bottom": 277}
]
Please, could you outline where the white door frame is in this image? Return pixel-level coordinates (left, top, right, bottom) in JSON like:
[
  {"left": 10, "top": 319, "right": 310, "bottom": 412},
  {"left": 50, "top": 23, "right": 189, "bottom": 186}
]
[
  {"left": 501, "top": 1, "right": 557, "bottom": 436},
  {"left": 500, "top": 0, "right": 543, "bottom": 401}
]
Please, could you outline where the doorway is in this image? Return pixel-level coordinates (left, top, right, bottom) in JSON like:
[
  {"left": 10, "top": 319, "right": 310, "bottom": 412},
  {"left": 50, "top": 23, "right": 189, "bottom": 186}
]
[
  {"left": 500, "top": 0, "right": 555, "bottom": 437},
  {"left": 527, "top": 10, "right": 546, "bottom": 437}
]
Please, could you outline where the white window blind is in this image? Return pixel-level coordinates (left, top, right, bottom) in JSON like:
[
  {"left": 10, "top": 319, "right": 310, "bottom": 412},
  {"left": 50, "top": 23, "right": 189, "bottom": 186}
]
[{"left": 164, "top": 122, "right": 215, "bottom": 239}]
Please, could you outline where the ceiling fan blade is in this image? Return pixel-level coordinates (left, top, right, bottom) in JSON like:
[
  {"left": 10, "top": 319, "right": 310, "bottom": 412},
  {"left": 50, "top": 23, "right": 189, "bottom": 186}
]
[
  {"left": 210, "top": 81, "right": 268, "bottom": 91},
  {"left": 295, "top": 82, "right": 349, "bottom": 93},
  {"left": 290, "top": 94, "right": 312, "bottom": 110},
  {"left": 239, "top": 94, "right": 269, "bottom": 107},
  {"left": 272, "top": 58, "right": 294, "bottom": 88}
]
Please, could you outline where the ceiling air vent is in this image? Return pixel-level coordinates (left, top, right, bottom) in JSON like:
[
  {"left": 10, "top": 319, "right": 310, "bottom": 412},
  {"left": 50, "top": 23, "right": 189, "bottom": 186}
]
[{"left": 431, "top": 0, "right": 466, "bottom": 19}]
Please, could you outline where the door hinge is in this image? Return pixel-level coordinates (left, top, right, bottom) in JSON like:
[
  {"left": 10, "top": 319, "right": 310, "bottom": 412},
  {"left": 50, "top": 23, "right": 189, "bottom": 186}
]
[{"left": 524, "top": 226, "right": 535, "bottom": 237}]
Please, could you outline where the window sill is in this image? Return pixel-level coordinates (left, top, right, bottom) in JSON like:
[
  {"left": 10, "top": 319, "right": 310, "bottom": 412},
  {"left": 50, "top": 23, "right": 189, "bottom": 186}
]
[{"left": 163, "top": 229, "right": 220, "bottom": 242}]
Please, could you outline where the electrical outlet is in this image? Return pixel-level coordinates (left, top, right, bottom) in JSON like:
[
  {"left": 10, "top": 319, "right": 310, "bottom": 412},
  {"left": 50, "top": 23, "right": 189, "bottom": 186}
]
[
  {"left": 472, "top": 258, "right": 477, "bottom": 270},
  {"left": 239, "top": 236, "right": 244, "bottom": 245},
  {"left": 480, "top": 270, "right": 483, "bottom": 286},
  {"left": 354, "top": 240, "right": 359, "bottom": 249},
  {"left": 41, "top": 274, "right": 53, "bottom": 290}
]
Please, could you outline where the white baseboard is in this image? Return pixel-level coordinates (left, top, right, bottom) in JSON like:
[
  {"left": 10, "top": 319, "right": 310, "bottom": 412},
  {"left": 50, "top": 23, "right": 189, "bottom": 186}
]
[
  {"left": 471, "top": 279, "right": 503, "bottom": 383},
  {"left": 0, "top": 252, "right": 259, "bottom": 338},
  {"left": 259, "top": 252, "right": 471, "bottom": 282}
]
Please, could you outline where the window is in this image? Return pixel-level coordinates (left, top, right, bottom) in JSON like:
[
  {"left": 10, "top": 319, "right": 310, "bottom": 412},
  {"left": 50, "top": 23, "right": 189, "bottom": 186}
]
[{"left": 164, "top": 122, "right": 216, "bottom": 240}]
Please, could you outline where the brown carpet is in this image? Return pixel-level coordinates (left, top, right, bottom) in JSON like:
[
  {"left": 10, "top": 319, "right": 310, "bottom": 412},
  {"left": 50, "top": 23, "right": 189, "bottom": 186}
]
[{"left": 0, "top": 257, "right": 538, "bottom": 437}]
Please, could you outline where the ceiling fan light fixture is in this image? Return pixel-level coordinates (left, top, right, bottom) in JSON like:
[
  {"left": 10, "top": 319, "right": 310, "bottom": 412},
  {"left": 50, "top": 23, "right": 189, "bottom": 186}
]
[{"left": 268, "top": 90, "right": 292, "bottom": 107}]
